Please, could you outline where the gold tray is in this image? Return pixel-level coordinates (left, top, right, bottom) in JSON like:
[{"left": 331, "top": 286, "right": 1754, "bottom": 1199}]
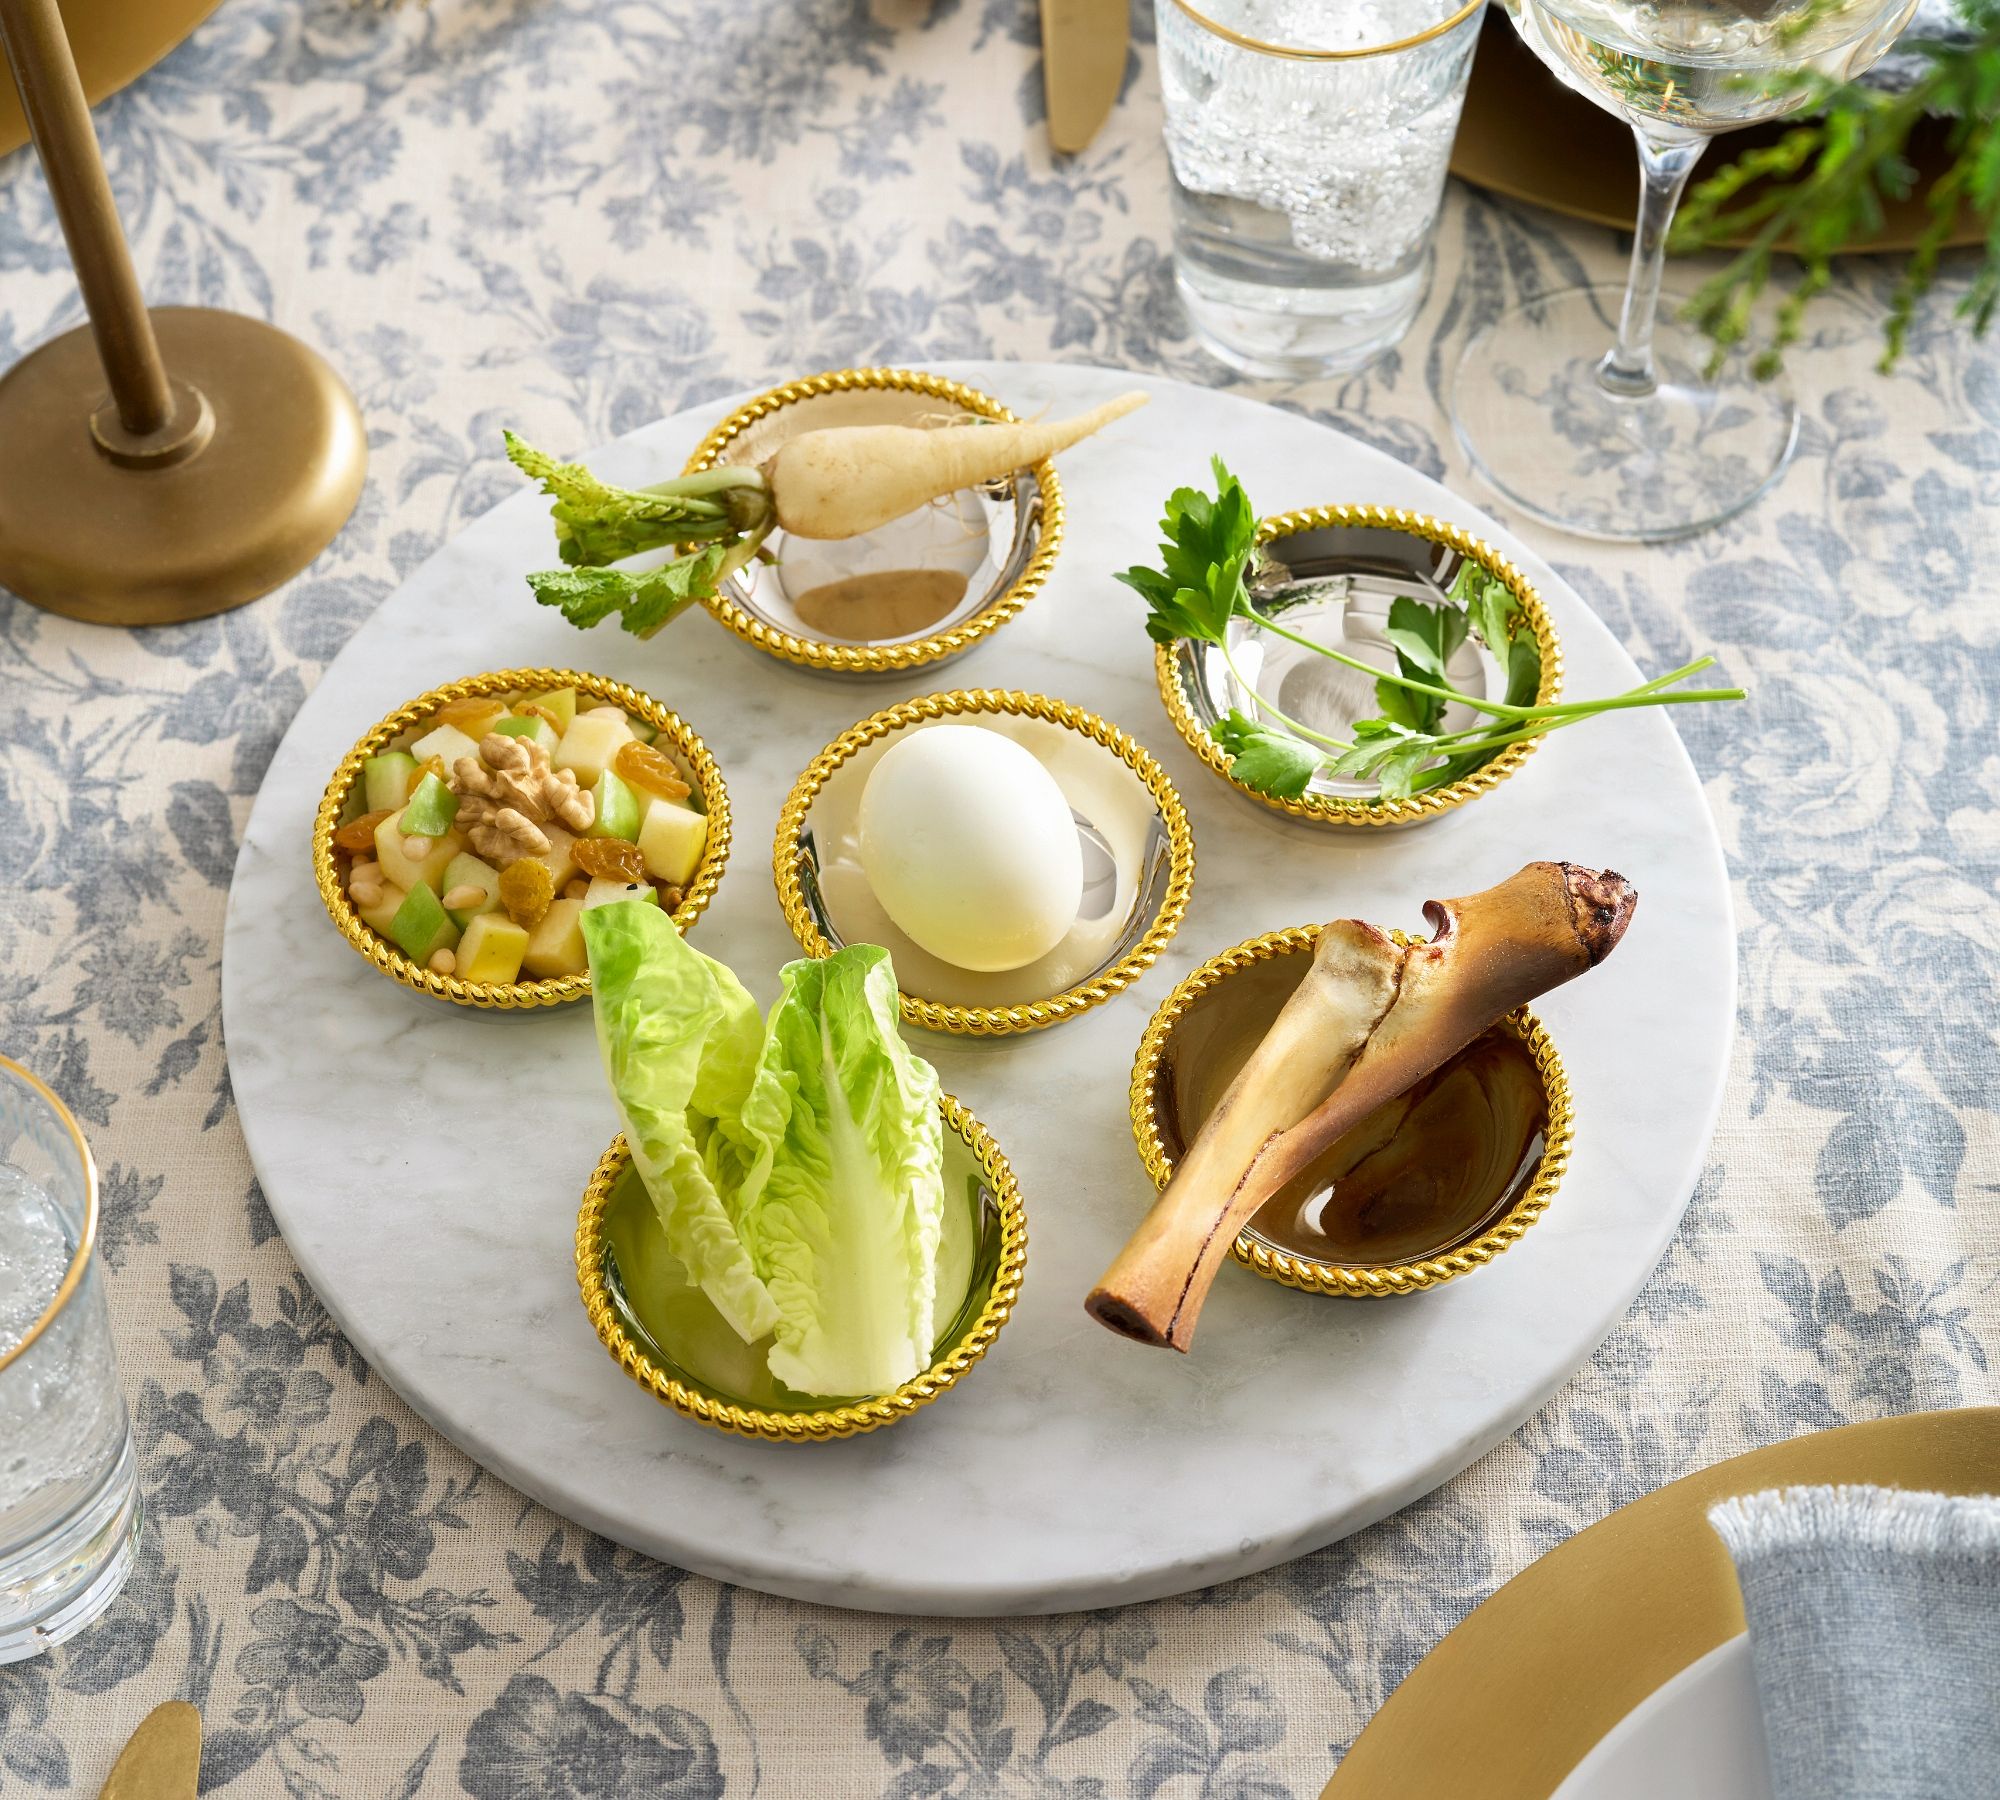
[
  {"left": 1453, "top": 8, "right": 1983, "bottom": 254},
  {"left": 1325, "top": 1406, "right": 2000, "bottom": 1798},
  {"left": 0, "top": 0, "right": 223, "bottom": 159}
]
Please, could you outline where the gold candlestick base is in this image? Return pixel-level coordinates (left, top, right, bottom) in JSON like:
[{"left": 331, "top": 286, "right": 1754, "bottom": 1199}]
[{"left": 0, "top": 305, "right": 366, "bottom": 627}]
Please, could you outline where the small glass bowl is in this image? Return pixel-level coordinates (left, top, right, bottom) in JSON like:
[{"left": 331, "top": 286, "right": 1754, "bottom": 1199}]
[
  {"left": 312, "top": 667, "right": 730, "bottom": 1009},
  {"left": 774, "top": 690, "right": 1196, "bottom": 1037},
  {"left": 1128, "top": 923, "right": 1574, "bottom": 1296},
  {"left": 574, "top": 1093, "right": 1027, "bottom": 1441},
  {"left": 682, "top": 367, "right": 1063, "bottom": 677},
  {"left": 1156, "top": 505, "right": 1565, "bottom": 830}
]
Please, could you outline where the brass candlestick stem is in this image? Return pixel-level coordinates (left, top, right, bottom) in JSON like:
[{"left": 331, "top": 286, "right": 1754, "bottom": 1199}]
[{"left": 0, "top": 0, "right": 366, "bottom": 625}]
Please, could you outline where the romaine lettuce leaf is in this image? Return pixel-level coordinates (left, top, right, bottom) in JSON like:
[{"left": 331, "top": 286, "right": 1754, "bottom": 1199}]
[
  {"left": 732, "top": 947, "right": 946, "bottom": 1398},
  {"left": 580, "top": 902, "right": 779, "bottom": 1344}
]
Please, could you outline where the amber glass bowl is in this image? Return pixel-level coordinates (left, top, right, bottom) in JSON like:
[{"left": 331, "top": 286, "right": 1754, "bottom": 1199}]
[
  {"left": 312, "top": 667, "right": 730, "bottom": 1009},
  {"left": 1129, "top": 923, "right": 1574, "bottom": 1296}
]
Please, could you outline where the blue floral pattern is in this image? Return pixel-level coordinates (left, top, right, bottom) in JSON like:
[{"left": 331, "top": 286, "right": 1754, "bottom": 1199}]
[{"left": 1, "top": 0, "right": 1994, "bottom": 1792}]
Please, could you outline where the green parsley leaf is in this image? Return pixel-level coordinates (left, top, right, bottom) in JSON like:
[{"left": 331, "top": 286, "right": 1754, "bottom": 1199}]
[
  {"left": 1115, "top": 457, "right": 1260, "bottom": 647},
  {"left": 1212, "top": 709, "right": 1323, "bottom": 798}
]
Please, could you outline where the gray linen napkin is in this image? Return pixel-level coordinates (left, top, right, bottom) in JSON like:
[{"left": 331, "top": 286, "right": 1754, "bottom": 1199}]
[{"left": 1709, "top": 1484, "right": 2000, "bottom": 1800}]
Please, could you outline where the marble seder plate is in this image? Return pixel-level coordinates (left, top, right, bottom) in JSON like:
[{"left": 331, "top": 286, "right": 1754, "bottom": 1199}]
[{"left": 222, "top": 363, "right": 1735, "bottom": 1615}]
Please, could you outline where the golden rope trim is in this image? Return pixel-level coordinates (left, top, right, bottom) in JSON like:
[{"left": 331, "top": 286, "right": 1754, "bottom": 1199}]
[
  {"left": 311, "top": 667, "right": 732, "bottom": 1010},
  {"left": 773, "top": 688, "right": 1197, "bottom": 1037},
  {"left": 1128, "top": 925, "right": 1575, "bottom": 1298},
  {"left": 1154, "top": 504, "right": 1566, "bottom": 829},
  {"left": 573, "top": 1092, "right": 1028, "bottom": 1441},
  {"left": 682, "top": 367, "right": 1065, "bottom": 675}
]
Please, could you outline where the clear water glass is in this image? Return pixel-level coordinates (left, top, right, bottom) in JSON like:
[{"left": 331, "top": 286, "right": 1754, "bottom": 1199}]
[
  {"left": 0, "top": 1057, "right": 141, "bottom": 1662},
  {"left": 1158, "top": 0, "right": 1486, "bottom": 378}
]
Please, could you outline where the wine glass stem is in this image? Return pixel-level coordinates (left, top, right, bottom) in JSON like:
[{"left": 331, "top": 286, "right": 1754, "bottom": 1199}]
[{"left": 1600, "top": 128, "right": 1705, "bottom": 400}]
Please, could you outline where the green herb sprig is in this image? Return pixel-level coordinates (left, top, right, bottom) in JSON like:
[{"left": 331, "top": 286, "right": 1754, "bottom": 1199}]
[
  {"left": 504, "top": 431, "right": 775, "bottom": 637},
  {"left": 1673, "top": 0, "right": 1999, "bottom": 373},
  {"left": 1119, "top": 461, "right": 1745, "bottom": 802}
]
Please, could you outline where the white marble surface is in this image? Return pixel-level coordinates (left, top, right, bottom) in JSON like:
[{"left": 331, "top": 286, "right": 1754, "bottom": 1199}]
[{"left": 220, "top": 363, "right": 1735, "bottom": 1615}]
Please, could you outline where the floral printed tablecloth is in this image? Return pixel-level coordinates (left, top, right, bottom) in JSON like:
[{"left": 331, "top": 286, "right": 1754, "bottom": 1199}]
[{"left": 1, "top": 2, "right": 1995, "bottom": 1795}]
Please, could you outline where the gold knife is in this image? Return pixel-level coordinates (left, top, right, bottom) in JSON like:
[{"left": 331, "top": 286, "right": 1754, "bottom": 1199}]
[
  {"left": 98, "top": 1703, "right": 201, "bottom": 1800},
  {"left": 1041, "top": 0, "right": 1128, "bottom": 155}
]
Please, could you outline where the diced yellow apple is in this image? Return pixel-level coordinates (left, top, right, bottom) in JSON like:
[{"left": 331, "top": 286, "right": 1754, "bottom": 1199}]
[
  {"left": 411, "top": 721, "right": 481, "bottom": 769},
  {"left": 373, "top": 809, "right": 463, "bottom": 892},
  {"left": 552, "top": 709, "right": 635, "bottom": 790},
  {"left": 521, "top": 898, "right": 588, "bottom": 978},
  {"left": 637, "top": 802, "right": 708, "bottom": 886},
  {"left": 456, "top": 914, "right": 530, "bottom": 985},
  {"left": 582, "top": 878, "right": 659, "bottom": 910},
  {"left": 354, "top": 881, "right": 408, "bottom": 938},
  {"left": 533, "top": 824, "right": 580, "bottom": 893}
]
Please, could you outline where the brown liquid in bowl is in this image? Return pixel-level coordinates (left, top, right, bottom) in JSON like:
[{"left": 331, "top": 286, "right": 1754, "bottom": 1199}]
[
  {"left": 1156, "top": 953, "right": 1549, "bottom": 1268},
  {"left": 791, "top": 568, "right": 968, "bottom": 642}
]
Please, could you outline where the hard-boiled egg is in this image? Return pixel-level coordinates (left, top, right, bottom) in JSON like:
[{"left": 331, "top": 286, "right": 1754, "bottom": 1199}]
[{"left": 858, "top": 726, "right": 1083, "bottom": 973}]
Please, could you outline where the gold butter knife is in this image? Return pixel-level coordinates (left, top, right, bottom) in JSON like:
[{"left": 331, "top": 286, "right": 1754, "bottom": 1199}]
[
  {"left": 1041, "top": 0, "right": 1128, "bottom": 155},
  {"left": 98, "top": 1703, "right": 201, "bottom": 1800}
]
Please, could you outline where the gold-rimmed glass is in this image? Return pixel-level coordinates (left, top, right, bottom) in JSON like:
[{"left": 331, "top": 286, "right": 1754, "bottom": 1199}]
[
  {"left": 0, "top": 1056, "right": 141, "bottom": 1662},
  {"left": 1157, "top": 0, "right": 1487, "bottom": 377}
]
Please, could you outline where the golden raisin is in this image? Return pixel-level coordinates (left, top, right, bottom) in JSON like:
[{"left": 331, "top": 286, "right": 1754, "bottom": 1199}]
[
  {"left": 498, "top": 858, "right": 553, "bottom": 928},
  {"left": 574, "top": 838, "right": 647, "bottom": 883},
  {"left": 520, "top": 702, "right": 565, "bottom": 735},
  {"left": 438, "top": 695, "right": 508, "bottom": 731},
  {"left": 414, "top": 754, "right": 447, "bottom": 787},
  {"left": 335, "top": 808, "right": 393, "bottom": 852},
  {"left": 614, "top": 740, "right": 691, "bottom": 802},
  {"left": 657, "top": 883, "right": 685, "bottom": 912}
]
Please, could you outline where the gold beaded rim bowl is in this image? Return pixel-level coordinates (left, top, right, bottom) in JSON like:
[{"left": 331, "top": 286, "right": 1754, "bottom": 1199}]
[
  {"left": 1155, "top": 505, "right": 1565, "bottom": 831},
  {"left": 774, "top": 689, "right": 1197, "bottom": 1037},
  {"left": 574, "top": 1093, "right": 1027, "bottom": 1442},
  {"left": 681, "top": 367, "right": 1063, "bottom": 677},
  {"left": 312, "top": 667, "right": 731, "bottom": 1009},
  {"left": 1129, "top": 924, "right": 1574, "bottom": 1297}
]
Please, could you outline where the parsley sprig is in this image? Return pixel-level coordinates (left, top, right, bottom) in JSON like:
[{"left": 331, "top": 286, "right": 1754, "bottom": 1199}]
[{"left": 1118, "top": 461, "right": 1745, "bottom": 802}]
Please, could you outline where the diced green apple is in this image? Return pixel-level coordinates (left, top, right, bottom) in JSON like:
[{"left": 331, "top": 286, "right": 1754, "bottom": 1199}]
[
  {"left": 637, "top": 801, "right": 708, "bottom": 886},
  {"left": 582, "top": 878, "right": 659, "bottom": 911},
  {"left": 624, "top": 714, "right": 658, "bottom": 744},
  {"left": 456, "top": 914, "right": 530, "bottom": 985},
  {"left": 410, "top": 721, "right": 480, "bottom": 769},
  {"left": 521, "top": 898, "right": 588, "bottom": 978},
  {"left": 552, "top": 709, "right": 634, "bottom": 789},
  {"left": 526, "top": 687, "right": 578, "bottom": 731},
  {"left": 440, "top": 852, "right": 503, "bottom": 927},
  {"left": 389, "top": 882, "right": 460, "bottom": 965},
  {"left": 354, "top": 881, "right": 408, "bottom": 938},
  {"left": 400, "top": 773, "right": 459, "bottom": 839},
  {"left": 373, "top": 809, "right": 463, "bottom": 892},
  {"left": 489, "top": 715, "right": 559, "bottom": 755},
  {"left": 363, "top": 751, "right": 419, "bottom": 813},
  {"left": 587, "top": 770, "right": 642, "bottom": 842},
  {"left": 338, "top": 783, "right": 368, "bottom": 827}
]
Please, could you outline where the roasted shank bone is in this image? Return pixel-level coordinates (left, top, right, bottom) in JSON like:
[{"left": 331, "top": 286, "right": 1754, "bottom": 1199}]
[{"left": 1085, "top": 861, "right": 1637, "bottom": 1352}]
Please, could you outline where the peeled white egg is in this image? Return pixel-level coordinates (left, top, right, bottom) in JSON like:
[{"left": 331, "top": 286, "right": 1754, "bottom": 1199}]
[{"left": 858, "top": 726, "right": 1084, "bottom": 973}]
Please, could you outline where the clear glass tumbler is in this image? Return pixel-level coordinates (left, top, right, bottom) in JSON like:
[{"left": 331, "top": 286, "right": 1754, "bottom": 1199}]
[
  {"left": 0, "top": 1057, "right": 141, "bottom": 1662},
  {"left": 1158, "top": 0, "right": 1486, "bottom": 379}
]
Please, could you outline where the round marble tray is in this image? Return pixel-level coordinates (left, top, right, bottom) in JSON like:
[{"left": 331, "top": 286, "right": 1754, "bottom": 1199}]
[{"left": 222, "top": 363, "right": 1734, "bottom": 1615}]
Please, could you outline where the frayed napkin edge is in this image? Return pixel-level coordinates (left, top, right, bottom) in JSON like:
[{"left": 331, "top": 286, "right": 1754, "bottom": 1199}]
[{"left": 1710, "top": 1484, "right": 2000, "bottom": 1561}]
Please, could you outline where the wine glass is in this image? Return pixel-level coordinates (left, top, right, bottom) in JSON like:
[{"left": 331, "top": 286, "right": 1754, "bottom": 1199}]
[{"left": 1451, "top": 0, "right": 1920, "bottom": 540}]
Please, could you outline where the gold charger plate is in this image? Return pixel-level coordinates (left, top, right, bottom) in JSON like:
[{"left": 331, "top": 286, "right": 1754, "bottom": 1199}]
[
  {"left": 0, "top": 0, "right": 225, "bottom": 158},
  {"left": 1451, "top": 8, "right": 1982, "bottom": 254},
  {"left": 1323, "top": 1405, "right": 2000, "bottom": 1798}
]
